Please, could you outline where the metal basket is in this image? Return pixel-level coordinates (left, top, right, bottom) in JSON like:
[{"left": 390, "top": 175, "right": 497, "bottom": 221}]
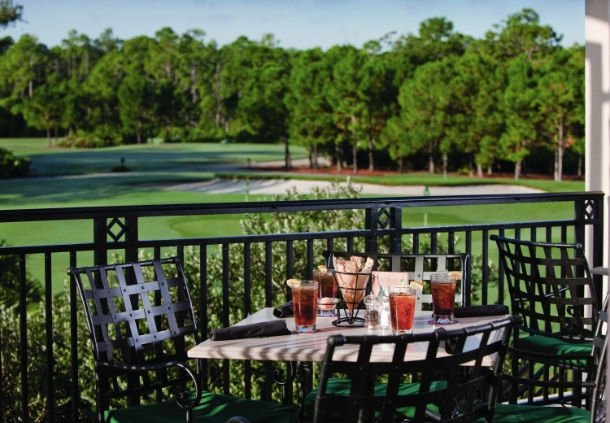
[{"left": 332, "top": 269, "right": 372, "bottom": 327}]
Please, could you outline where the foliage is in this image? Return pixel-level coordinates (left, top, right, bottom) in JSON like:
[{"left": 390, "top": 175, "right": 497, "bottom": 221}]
[
  {"left": 0, "top": 146, "right": 29, "bottom": 177},
  {"left": 0, "top": 279, "right": 96, "bottom": 421},
  {"left": 0, "top": 242, "right": 40, "bottom": 307},
  {"left": 0, "top": 0, "right": 21, "bottom": 28},
  {"left": 0, "top": 7, "right": 584, "bottom": 179},
  {"left": 55, "top": 132, "right": 111, "bottom": 148}
]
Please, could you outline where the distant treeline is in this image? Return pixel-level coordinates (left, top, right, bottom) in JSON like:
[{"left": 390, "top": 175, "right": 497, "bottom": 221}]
[{"left": 0, "top": 8, "right": 583, "bottom": 180}]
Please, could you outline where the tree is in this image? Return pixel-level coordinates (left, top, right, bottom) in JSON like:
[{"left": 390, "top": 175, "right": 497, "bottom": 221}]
[
  {"left": 82, "top": 47, "right": 124, "bottom": 144},
  {"left": 449, "top": 42, "right": 504, "bottom": 176},
  {"left": 500, "top": 55, "right": 541, "bottom": 179},
  {"left": 238, "top": 36, "right": 291, "bottom": 165},
  {"left": 488, "top": 8, "right": 561, "bottom": 179},
  {"left": 56, "top": 31, "right": 103, "bottom": 136},
  {"left": 0, "top": 35, "right": 57, "bottom": 144},
  {"left": 390, "top": 17, "right": 469, "bottom": 87},
  {"left": 286, "top": 48, "right": 335, "bottom": 168},
  {"left": 536, "top": 46, "right": 584, "bottom": 181},
  {"left": 359, "top": 48, "right": 396, "bottom": 171},
  {"left": 325, "top": 45, "right": 369, "bottom": 173},
  {"left": 0, "top": 0, "right": 22, "bottom": 28},
  {"left": 118, "top": 36, "right": 157, "bottom": 144},
  {"left": 176, "top": 29, "right": 219, "bottom": 141},
  {"left": 488, "top": 8, "right": 560, "bottom": 61},
  {"left": 391, "top": 58, "right": 456, "bottom": 174}
]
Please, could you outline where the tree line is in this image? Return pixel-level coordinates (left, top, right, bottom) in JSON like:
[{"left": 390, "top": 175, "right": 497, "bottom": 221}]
[{"left": 0, "top": 8, "right": 583, "bottom": 180}]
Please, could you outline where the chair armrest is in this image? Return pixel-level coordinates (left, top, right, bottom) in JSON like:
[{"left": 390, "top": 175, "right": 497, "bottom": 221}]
[
  {"left": 592, "top": 267, "right": 608, "bottom": 276},
  {"left": 96, "top": 360, "right": 202, "bottom": 411}
]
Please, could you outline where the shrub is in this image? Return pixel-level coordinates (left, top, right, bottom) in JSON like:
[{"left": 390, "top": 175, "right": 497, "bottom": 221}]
[
  {"left": 0, "top": 147, "right": 30, "bottom": 178},
  {"left": 0, "top": 242, "right": 42, "bottom": 308},
  {"left": 56, "top": 134, "right": 110, "bottom": 149}
]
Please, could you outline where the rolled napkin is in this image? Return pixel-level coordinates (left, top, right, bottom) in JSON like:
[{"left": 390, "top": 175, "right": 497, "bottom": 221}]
[
  {"left": 453, "top": 304, "right": 509, "bottom": 318},
  {"left": 273, "top": 300, "right": 294, "bottom": 318},
  {"left": 210, "top": 320, "right": 291, "bottom": 341}
]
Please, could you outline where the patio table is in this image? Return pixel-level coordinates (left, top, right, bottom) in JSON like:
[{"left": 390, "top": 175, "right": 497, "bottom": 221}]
[
  {"left": 188, "top": 307, "right": 509, "bottom": 362},
  {"left": 188, "top": 307, "right": 510, "bottom": 411}
]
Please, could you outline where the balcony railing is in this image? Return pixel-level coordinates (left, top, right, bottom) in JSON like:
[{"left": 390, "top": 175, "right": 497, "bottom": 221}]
[{"left": 0, "top": 191, "right": 604, "bottom": 421}]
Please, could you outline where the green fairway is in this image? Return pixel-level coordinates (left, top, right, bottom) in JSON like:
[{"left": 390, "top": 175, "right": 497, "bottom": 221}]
[
  {"left": 0, "top": 138, "right": 583, "bottom": 293},
  {"left": 6, "top": 139, "right": 307, "bottom": 177}
]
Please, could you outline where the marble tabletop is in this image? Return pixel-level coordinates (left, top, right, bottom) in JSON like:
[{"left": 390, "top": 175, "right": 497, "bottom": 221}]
[{"left": 188, "top": 307, "right": 509, "bottom": 363}]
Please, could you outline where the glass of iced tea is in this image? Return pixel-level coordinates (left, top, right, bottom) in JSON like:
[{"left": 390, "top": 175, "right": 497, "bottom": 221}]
[
  {"left": 430, "top": 272, "right": 458, "bottom": 325},
  {"left": 314, "top": 268, "right": 338, "bottom": 317},
  {"left": 388, "top": 285, "right": 417, "bottom": 335},
  {"left": 291, "top": 280, "right": 318, "bottom": 333}
]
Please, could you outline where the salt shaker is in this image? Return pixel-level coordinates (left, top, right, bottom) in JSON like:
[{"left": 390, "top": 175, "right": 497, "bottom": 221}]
[{"left": 364, "top": 294, "right": 383, "bottom": 329}]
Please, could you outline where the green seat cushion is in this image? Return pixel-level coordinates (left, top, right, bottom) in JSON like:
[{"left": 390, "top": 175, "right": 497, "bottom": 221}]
[
  {"left": 516, "top": 335, "right": 592, "bottom": 367},
  {"left": 484, "top": 403, "right": 590, "bottom": 422},
  {"left": 303, "top": 378, "right": 446, "bottom": 421},
  {"left": 104, "top": 391, "right": 296, "bottom": 423}
]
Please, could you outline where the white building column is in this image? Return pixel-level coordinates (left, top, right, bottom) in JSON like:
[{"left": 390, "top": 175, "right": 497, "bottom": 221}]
[
  {"left": 586, "top": 0, "right": 610, "bottom": 261},
  {"left": 585, "top": 0, "right": 610, "bottom": 418}
]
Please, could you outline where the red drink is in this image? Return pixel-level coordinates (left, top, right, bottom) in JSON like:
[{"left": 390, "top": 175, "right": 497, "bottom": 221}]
[
  {"left": 314, "top": 270, "right": 337, "bottom": 298},
  {"left": 430, "top": 273, "right": 457, "bottom": 324},
  {"left": 291, "top": 281, "right": 318, "bottom": 332},
  {"left": 314, "top": 269, "right": 338, "bottom": 316},
  {"left": 389, "top": 286, "right": 416, "bottom": 334}
]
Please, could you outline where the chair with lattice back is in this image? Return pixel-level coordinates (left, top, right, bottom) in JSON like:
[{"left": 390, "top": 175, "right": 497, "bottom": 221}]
[
  {"left": 491, "top": 235, "right": 599, "bottom": 408},
  {"left": 375, "top": 252, "right": 470, "bottom": 311},
  {"left": 311, "top": 316, "right": 519, "bottom": 423},
  {"left": 69, "top": 257, "right": 296, "bottom": 423}
]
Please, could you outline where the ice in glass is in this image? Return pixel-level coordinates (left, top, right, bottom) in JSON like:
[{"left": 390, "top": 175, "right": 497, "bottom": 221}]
[
  {"left": 388, "top": 285, "right": 416, "bottom": 334},
  {"left": 430, "top": 272, "right": 457, "bottom": 325},
  {"left": 290, "top": 280, "right": 318, "bottom": 333}
]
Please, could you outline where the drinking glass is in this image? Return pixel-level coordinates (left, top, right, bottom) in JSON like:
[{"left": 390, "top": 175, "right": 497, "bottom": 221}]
[
  {"left": 291, "top": 280, "right": 318, "bottom": 333},
  {"left": 430, "top": 272, "right": 458, "bottom": 325},
  {"left": 314, "top": 268, "right": 338, "bottom": 317},
  {"left": 388, "top": 285, "right": 417, "bottom": 334}
]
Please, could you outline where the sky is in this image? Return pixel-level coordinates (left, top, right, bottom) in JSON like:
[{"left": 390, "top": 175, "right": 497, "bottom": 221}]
[{"left": 3, "top": 0, "right": 584, "bottom": 49}]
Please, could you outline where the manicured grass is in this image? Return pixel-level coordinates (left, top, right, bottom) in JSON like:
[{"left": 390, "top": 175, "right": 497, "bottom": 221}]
[
  {"left": 0, "top": 138, "right": 582, "bottom": 293},
  {"left": 5, "top": 138, "right": 307, "bottom": 176}
]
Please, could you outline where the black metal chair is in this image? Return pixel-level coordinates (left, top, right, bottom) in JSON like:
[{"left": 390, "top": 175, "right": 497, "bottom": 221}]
[
  {"left": 589, "top": 272, "right": 607, "bottom": 423},
  {"left": 491, "top": 235, "right": 599, "bottom": 407},
  {"left": 310, "top": 315, "right": 519, "bottom": 423},
  {"left": 69, "top": 257, "right": 296, "bottom": 423},
  {"left": 492, "top": 277, "right": 606, "bottom": 423}
]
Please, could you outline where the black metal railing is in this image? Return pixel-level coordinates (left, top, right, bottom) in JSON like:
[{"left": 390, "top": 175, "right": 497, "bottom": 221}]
[{"left": 0, "top": 191, "right": 604, "bottom": 421}]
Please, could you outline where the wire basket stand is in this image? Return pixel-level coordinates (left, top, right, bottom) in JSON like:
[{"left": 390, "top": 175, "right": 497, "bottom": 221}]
[{"left": 332, "top": 270, "right": 372, "bottom": 327}]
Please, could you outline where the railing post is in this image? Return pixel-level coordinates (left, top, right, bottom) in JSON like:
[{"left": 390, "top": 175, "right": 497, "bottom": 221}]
[
  {"left": 575, "top": 195, "right": 605, "bottom": 303},
  {"left": 125, "top": 216, "right": 139, "bottom": 263},
  {"left": 574, "top": 199, "right": 586, "bottom": 248},
  {"left": 365, "top": 208, "right": 378, "bottom": 254},
  {"left": 93, "top": 216, "right": 107, "bottom": 265},
  {"left": 390, "top": 207, "right": 402, "bottom": 253},
  {"left": 365, "top": 206, "right": 402, "bottom": 254},
  {"left": 94, "top": 215, "right": 139, "bottom": 265}
]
